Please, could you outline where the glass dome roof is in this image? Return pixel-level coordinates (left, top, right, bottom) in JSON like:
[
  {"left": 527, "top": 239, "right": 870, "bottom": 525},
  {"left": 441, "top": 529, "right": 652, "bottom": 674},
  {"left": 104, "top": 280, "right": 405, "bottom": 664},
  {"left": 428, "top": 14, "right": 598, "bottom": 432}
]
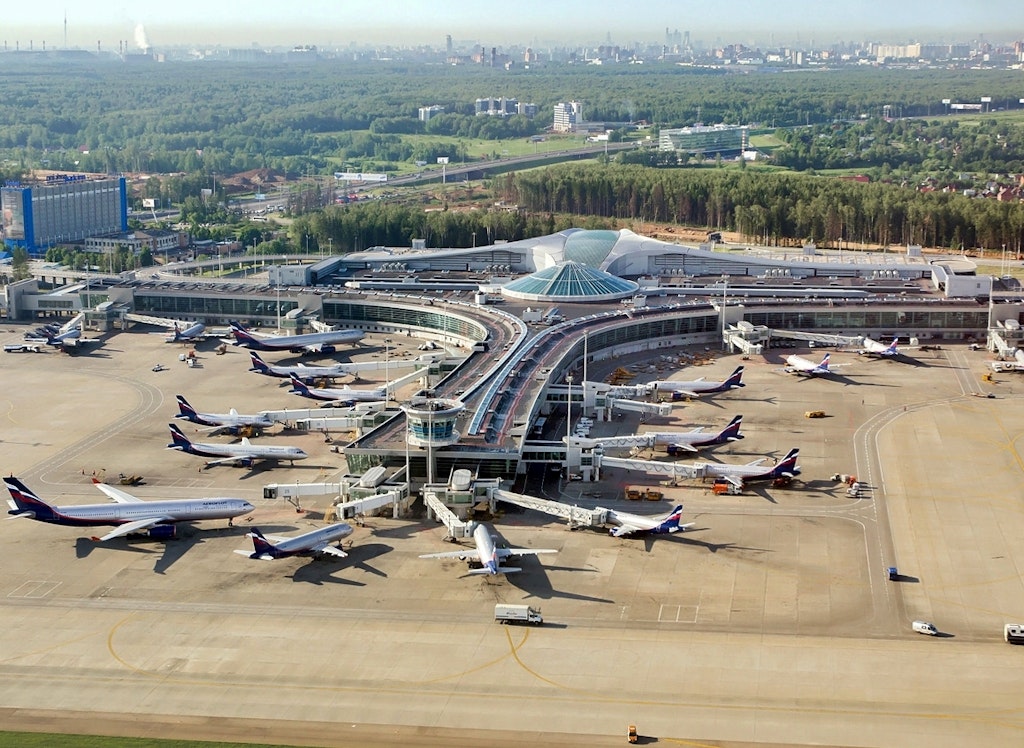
[{"left": 501, "top": 261, "right": 639, "bottom": 302}]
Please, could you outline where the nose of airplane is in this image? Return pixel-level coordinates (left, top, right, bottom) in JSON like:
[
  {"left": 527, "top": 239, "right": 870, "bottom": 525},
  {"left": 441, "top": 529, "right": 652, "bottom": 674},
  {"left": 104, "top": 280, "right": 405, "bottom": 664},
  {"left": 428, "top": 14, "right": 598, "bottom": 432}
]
[{"left": 241, "top": 501, "right": 256, "bottom": 513}]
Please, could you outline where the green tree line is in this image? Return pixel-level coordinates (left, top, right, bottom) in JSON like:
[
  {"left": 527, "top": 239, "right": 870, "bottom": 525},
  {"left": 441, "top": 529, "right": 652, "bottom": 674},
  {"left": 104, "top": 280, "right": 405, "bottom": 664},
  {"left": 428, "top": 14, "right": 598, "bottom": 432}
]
[{"left": 494, "top": 164, "right": 1024, "bottom": 251}]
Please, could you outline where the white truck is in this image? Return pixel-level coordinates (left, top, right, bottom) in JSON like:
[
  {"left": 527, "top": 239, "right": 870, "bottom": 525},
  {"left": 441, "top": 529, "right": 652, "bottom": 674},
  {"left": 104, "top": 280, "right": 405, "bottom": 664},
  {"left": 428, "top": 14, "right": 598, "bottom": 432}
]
[{"left": 494, "top": 603, "right": 543, "bottom": 625}]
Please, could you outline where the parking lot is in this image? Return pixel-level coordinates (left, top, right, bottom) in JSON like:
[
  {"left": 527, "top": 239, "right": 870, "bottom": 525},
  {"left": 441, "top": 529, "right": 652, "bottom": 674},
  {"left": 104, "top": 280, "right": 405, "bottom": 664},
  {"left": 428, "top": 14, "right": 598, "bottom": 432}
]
[{"left": 2, "top": 326, "right": 1024, "bottom": 747}]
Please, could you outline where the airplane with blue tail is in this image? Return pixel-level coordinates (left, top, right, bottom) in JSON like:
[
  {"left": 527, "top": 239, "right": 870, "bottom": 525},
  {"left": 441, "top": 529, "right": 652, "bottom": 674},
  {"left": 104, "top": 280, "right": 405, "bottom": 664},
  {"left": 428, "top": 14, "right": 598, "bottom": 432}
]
[
  {"left": 646, "top": 365, "right": 745, "bottom": 400},
  {"left": 234, "top": 524, "right": 353, "bottom": 560},
  {"left": 228, "top": 321, "right": 364, "bottom": 354},
  {"left": 248, "top": 351, "right": 353, "bottom": 382},
  {"left": 288, "top": 373, "right": 386, "bottom": 405},
  {"left": 599, "top": 504, "right": 694, "bottom": 537},
  {"left": 166, "top": 423, "right": 308, "bottom": 468},
  {"left": 4, "top": 476, "right": 253, "bottom": 542},
  {"left": 174, "top": 395, "right": 275, "bottom": 435}
]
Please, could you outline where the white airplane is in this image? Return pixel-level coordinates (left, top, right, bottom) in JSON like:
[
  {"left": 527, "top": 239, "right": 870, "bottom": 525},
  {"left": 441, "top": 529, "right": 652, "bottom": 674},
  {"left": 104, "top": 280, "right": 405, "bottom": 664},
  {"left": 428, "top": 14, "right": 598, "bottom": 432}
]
[
  {"left": 234, "top": 524, "right": 353, "bottom": 560},
  {"left": 163, "top": 321, "right": 207, "bottom": 343},
  {"left": 858, "top": 337, "right": 900, "bottom": 357},
  {"left": 248, "top": 351, "right": 353, "bottom": 382},
  {"left": 783, "top": 352, "right": 844, "bottom": 376},
  {"left": 702, "top": 448, "right": 802, "bottom": 488},
  {"left": 586, "top": 415, "right": 744, "bottom": 455},
  {"left": 419, "top": 522, "right": 558, "bottom": 575},
  {"left": 25, "top": 314, "right": 98, "bottom": 350},
  {"left": 4, "top": 476, "right": 254, "bottom": 542},
  {"left": 599, "top": 504, "right": 694, "bottom": 537},
  {"left": 229, "top": 321, "right": 364, "bottom": 354},
  {"left": 166, "top": 423, "right": 308, "bottom": 468},
  {"left": 645, "top": 365, "right": 745, "bottom": 400},
  {"left": 174, "top": 395, "right": 275, "bottom": 435},
  {"left": 288, "top": 373, "right": 386, "bottom": 405}
]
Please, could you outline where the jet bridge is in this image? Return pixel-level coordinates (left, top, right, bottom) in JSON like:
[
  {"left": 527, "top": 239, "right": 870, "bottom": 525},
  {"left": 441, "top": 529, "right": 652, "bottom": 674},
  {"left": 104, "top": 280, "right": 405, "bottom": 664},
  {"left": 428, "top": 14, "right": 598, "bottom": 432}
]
[
  {"left": 597, "top": 455, "right": 705, "bottom": 481},
  {"left": 608, "top": 398, "right": 673, "bottom": 418},
  {"left": 423, "top": 490, "right": 472, "bottom": 539},
  {"left": 494, "top": 489, "right": 606, "bottom": 529}
]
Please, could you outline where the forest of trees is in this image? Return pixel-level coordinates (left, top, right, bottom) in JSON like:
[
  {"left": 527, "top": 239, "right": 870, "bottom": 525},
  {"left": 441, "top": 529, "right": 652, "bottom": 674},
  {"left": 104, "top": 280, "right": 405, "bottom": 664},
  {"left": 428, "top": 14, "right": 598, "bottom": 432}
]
[
  {"left": 2, "top": 60, "right": 1023, "bottom": 257},
  {"left": 1, "top": 61, "right": 1022, "bottom": 179},
  {"left": 494, "top": 165, "right": 1024, "bottom": 252}
]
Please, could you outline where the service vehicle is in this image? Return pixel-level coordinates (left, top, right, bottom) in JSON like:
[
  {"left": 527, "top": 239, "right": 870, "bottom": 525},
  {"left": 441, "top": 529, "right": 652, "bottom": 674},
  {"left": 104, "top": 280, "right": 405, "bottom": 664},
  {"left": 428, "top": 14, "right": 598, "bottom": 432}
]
[
  {"left": 912, "top": 620, "right": 938, "bottom": 636},
  {"left": 494, "top": 604, "right": 543, "bottom": 625},
  {"left": 1004, "top": 624, "right": 1024, "bottom": 644}
]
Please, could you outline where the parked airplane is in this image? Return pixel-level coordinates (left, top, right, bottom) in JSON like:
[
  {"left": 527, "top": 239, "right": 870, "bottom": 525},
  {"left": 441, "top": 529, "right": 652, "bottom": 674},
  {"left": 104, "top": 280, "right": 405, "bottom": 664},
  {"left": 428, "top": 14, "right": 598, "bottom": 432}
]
[
  {"left": 783, "top": 353, "right": 842, "bottom": 376},
  {"left": 288, "top": 373, "right": 386, "bottom": 405},
  {"left": 580, "top": 416, "right": 744, "bottom": 455},
  {"left": 858, "top": 337, "right": 900, "bottom": 357},
  {"left": 174, "top": 395, "right": 275, "bottom": 435},
  {"left": 645, "top": 366, "right": 745, "bottom": 400},
  {"left": 703, "top": 448, "right": 801, "bottom": 488},
  {"left": 228, "top": 321, "right": 364, "bottom": 354},
  {"left": 4, "top": 476, "right": 253, "bottom": 541},
  {"left": 600, "top": 503, "right": 694, "bottom": 537},
  {"left": 419, "top": 522, "right": 558, "bottom": 575},
  {"left": 248, "top": 351, "right": 353, "bottom": 382},
  {"left": 164, "top": 321, "right": 207, "bottom": 343},
  {"left": 166, "top": 423, "right": 308, "bottom": 467},
  {"left": 234, "top": 524, "right": 353, "bottom": 560}
]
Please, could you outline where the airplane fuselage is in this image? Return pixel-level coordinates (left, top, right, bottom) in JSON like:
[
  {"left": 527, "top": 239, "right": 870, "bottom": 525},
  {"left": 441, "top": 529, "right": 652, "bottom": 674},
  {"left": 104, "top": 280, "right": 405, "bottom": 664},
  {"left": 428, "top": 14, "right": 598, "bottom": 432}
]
[
  {"left": 232, "top": 325, "right": 364, "bottom": 351},
  {"left": 10, "top": 498, "right": 253, "bottom": 527}
]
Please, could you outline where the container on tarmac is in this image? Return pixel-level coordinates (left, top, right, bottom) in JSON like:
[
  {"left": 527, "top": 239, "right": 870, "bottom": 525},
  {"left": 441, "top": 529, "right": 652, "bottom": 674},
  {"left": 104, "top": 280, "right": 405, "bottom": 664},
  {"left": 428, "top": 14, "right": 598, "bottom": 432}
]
[{"left": 494, "top": 603, "right": 543, "bottom": 625}]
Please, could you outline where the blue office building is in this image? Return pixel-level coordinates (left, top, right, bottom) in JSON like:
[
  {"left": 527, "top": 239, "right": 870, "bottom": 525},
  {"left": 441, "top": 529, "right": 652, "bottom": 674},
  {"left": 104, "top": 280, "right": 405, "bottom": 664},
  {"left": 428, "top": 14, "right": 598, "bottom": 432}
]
[{"left": 2, "top": 175, "right": 128, "bottom": 255}]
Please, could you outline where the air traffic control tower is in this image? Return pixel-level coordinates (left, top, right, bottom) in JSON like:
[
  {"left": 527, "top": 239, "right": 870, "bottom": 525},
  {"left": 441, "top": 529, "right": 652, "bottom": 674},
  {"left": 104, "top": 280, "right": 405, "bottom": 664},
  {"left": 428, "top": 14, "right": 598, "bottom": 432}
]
[
  {"left": 401, "top": 397, "right": 466, "bottom": 485},
  {"left": 402, "top": 397, "right": 465, "bottom": 448}
]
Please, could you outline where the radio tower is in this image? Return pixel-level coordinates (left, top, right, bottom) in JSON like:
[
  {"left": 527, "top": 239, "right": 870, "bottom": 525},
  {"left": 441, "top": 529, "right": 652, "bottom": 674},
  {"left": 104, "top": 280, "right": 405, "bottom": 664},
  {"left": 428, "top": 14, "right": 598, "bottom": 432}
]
[{"left": 63, "top": 11, "right": 67, "bottom": 49}]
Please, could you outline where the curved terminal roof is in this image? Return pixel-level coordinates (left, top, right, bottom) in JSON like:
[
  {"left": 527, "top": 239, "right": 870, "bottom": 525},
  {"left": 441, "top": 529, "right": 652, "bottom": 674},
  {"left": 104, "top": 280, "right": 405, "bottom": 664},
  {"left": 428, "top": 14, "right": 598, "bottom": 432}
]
[{"left": 501, "top": 260, "right": 639, "bottom": 302}]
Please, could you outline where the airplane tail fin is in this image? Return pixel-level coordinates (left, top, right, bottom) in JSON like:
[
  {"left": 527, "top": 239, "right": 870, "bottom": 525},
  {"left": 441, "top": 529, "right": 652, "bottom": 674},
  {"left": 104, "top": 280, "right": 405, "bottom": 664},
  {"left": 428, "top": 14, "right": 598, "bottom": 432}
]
[
  {"left": 248, "top": 528, "right": 282, "bottom": 559},
  {"left": 887, "top": 338, "right": 899, "bottom": 352},
  {"left": 248, "top": 352, "right": 269, "bottom": 372},
  {"left": 166, "top": 423, "right": 195, "bottom": 451},
  {"left": 655, "top": 504, "right": 686, "bottom": 533},
  {"left": 772, "top": 449, "right": 801, "bottom": 479},
  {"left": 717, "top": 415, "right": 744, "bottom": 443},
  {"left": 724, "top": 366, "right": 745, "bottom": 388},
  {"left": 289, "top": 374, "right": 310, "bottom": 394},
  {"left": 470, "top": 566, "right": 521, "bottom": 575},
  {"left": 4, "top": 477, "right": 57, "bottom": 520},
  {"left": 819, "top": 354, "right": 831, "bottom": 370},
  {"left": 175, "top": 395, "right": 199, "bottom": 421}
]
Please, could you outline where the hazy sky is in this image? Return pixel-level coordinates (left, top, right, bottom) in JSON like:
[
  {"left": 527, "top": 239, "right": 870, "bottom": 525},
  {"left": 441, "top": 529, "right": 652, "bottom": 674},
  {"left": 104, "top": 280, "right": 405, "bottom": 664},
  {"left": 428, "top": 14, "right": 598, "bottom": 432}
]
[{"left": 4, "top": 1, "right": 1021, "bottom": 48}]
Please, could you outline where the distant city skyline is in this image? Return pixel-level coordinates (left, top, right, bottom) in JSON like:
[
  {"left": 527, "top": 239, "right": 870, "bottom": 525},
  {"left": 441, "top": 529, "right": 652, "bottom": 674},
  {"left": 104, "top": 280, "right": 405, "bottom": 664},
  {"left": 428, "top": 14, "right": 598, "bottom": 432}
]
[{"left": 3, "top": 1, "right": 1022, "bottom": 50}]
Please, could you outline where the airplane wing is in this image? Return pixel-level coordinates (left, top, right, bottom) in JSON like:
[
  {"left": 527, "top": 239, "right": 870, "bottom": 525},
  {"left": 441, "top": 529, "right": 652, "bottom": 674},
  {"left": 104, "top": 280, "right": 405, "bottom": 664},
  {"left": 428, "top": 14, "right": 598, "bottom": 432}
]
[
  {"left": 469, "top": 566, "right": 520, "bottom": 575},
  {"left": 669, "top": 442, "right": 699, "bottom": 453},
  {"left": 313, "top": 544, "right": 348, "bottom": 558},
  {"left": 498, "top": 548, "right": 558, "bottom": 558},
  {"left": 744, "top": 458, "right": 769, "bottom": 467},
  {"left": 722, "top": 476, "right": 744, "bottom": 488},
  {"left": 203, "top": 455, "right": 252, "bottom": 467},
  {"left": 303, "top": 344, "right": 324, "bottom": 353},
  {"left": 96, "top": 516, "right": 169, "bottom": 541},
  {"left": 610, "top": 524, "right": 643, "bottom": 537},
  {"left": 419, "top": 549, "right": 482, "bottom": 560},
  {"left": 92, "top": 482, "right": 144, "bottom": 504}
]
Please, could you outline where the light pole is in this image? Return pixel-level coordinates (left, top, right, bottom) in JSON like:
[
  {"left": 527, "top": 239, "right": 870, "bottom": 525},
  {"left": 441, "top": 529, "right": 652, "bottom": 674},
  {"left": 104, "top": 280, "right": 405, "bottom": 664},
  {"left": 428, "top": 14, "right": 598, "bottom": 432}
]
[
  {"left": 383, "top": 337, "right": 392, "bottom": 401},
  {"left": 276, "top": 285, "right": 281, "bottom": 332},
  {"left": 566, "top": 374, "right": 574, "bottom": 442},
  {"left": 328, "top": 237, "right": 333, "bottom": 257}
]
